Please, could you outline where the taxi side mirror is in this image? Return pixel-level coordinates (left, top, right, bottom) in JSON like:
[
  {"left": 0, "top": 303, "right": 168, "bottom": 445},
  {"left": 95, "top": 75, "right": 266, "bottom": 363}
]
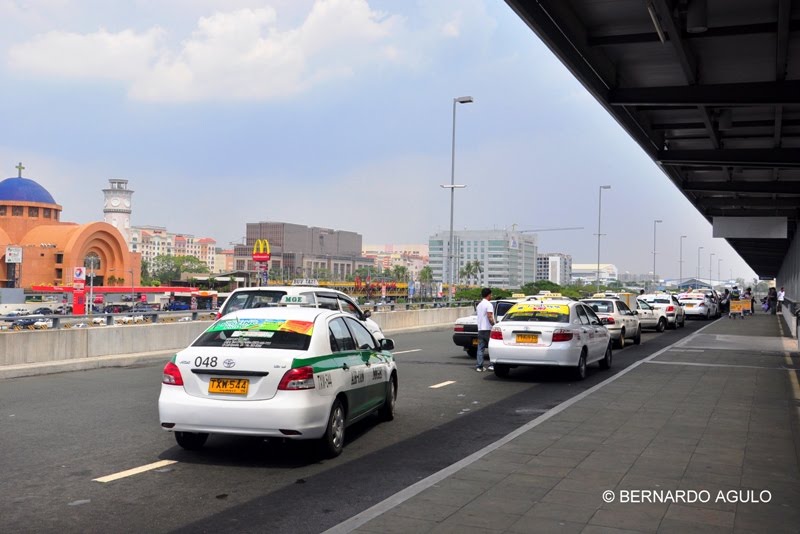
[
  {"left": 363, "top": 309, "right": 372, "bottom": 319},
  {"left": 379, "top": 338, "right": 395, "bottom": 351}
]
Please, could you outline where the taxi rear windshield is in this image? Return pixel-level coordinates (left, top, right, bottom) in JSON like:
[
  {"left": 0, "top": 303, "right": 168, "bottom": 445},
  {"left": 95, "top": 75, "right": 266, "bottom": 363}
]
[
  {"left": 582, "top": 300, "right": 613, "bottom": 313},
  {"left": 644, "top": 296, "right": 672, "bottom": 304},
  {"left": 504, "top": 309, "right": 570, "bottom": 323},
  {"left": 192, "top": 319, "right": 313, "bottom": 350},
  {"left": 222, "top": 290, "right": 289, "bottom": 313}
]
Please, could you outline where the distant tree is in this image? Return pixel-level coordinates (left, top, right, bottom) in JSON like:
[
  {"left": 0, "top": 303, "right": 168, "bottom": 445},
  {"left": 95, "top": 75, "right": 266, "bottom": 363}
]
[
  {"left": 150, "top": 255, "right": 210, "bottom": 285},
  {"left": 418, "top": 266, "right": 433, "bottom": 298}
]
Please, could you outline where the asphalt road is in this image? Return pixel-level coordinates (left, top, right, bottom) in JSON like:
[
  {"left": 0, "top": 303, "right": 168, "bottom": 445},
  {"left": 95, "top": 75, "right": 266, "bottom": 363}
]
[{"left": 0, "top": 321, "right": 704, "bottom": 533}]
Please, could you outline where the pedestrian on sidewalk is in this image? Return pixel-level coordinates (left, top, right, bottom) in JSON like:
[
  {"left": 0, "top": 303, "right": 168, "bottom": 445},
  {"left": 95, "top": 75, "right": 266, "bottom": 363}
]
[
  {"left": 768, "top": 287, "right": 778, "bottom": 315},
  {"left": 475, "top": 287, "right": 495, "bottom": 372},
  {"left": 778, "top": 287, "right": 785, "bottom": 312},
  {"left": 744, "top": 287, "right": 754, "bottom": 315}
]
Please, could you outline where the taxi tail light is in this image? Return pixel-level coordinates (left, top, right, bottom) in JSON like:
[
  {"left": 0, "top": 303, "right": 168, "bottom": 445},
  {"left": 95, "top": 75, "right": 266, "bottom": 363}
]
[
  {"left": 552, "top": 329, "right": 574, "bottom": 342},
  {"left": 602, "top": 316, "right": 616, "bottom": 325},
  {"left": 215, "top": 312, "right": 222, "bottom": 320},
  {"left": 278, "top": 366, "right": 316, "bottom": 390},
  {"left": 490, "top": 328, "right": 503, "bottom": 340},
  {"left": 666, "top": 305, "right": 675, "bottom": 313},
  {"left": 454, "top": 324, "right": 465, "bottom": 332},
  {"left": 162, "top": 361, "right": 184, "bottom": 386}
]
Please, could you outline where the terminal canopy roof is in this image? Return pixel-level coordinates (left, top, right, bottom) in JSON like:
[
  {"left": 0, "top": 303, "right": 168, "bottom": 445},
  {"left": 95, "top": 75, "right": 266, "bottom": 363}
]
[{"left": 506, "top": 0, "right": 800, "bottom": 277}]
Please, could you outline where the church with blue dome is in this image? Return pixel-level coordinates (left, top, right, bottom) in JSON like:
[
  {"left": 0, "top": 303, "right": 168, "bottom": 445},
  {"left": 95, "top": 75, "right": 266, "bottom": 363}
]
[{"left": 1, "top": 163, "right": 140, "bottom": 299}]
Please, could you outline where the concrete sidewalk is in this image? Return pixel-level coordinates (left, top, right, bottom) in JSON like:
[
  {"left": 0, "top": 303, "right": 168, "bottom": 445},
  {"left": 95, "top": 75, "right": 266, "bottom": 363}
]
[{"left": 334, "top": 314, "right": 800, "bottom": 534}]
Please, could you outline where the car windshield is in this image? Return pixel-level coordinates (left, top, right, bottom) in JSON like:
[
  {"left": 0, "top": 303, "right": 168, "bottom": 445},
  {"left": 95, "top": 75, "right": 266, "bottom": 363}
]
[
  {"left": 644, "top": 296, "right": 672, "bottom": 304},
  {"left": 495, "top": 301, "right": 517, "bottom": 317},
  {"left": 192, "top": 317, "right": 313, "bottom": 350},
  {"left": 582, "top": 300, "right": 614, "bottom": 313},
  {"left": 223, "top": 291, "right": 289, "bottom": 313},
  {"left": 504, "top": 303, "right": 570, "bottom": 323}
]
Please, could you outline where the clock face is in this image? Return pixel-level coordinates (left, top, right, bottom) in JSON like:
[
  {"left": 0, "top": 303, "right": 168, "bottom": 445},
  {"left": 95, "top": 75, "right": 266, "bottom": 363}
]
[
  {"left": 111, "top": 197, "right": 120, "bottom": 207},
  {"left": 123, "top": 198, "right": 131, "bottom": 208}
]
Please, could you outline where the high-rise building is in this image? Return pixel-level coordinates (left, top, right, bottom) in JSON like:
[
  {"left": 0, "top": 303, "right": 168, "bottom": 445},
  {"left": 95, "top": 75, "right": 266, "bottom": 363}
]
[
  {"left": 236, "top": 221, "right": 372, "bottom": 282},
  {"left": 362, "top": 244, "right": 429, "bottom": 280},
  {"left": 129, "top": 225, "right": 217, "bottom": 272},
  {"left": 428, "top": 229, "right": 538, "bottom": 289},
  {"left": 536, "top": 253, "right": 573, "bottom": 285}
]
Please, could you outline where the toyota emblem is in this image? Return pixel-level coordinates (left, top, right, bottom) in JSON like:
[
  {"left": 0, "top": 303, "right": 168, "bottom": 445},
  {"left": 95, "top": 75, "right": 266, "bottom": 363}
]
[{"left": 223, "top": 359, "right": 236, "bottom": 369}]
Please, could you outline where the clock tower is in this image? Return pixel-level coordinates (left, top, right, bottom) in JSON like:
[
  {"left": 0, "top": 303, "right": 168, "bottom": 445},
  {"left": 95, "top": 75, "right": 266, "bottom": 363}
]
[{"left": 103, "top": 179, "right": 134, "bottom": 249}]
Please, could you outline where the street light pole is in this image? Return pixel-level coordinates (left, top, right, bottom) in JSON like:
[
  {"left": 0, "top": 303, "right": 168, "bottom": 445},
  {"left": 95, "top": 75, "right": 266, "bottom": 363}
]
[
  {"left": 697, "top": 246, "right": 704, "bottom": 281},
  {"left": 87, "top": 257, "right": 97, "bottom": 315},
  {"left": 718, "top": 258, "right": 722, "bottom": 282},
  {"left": 129, "top": 269, "right": 135, "bottom": 307},
  {"left": 441, "top": 95, "right": 473, "bottom": 302},
  {"left": 652, "top": 219, "right": 662, "bottom": 290},
  {"left": 596, "top": 185, "right": 611, "bottom": 292},
  {"left": 679, "top": 235, "right": 687, "bottom": 291},
  {"left": 709, "top": 252, "right": 715, "bottom": 285}
]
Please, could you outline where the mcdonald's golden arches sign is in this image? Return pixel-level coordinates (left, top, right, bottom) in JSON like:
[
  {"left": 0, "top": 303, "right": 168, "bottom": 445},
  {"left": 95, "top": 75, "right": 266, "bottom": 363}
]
[{"left": 252, "top": 239, "right": 271, "bottom": 262}]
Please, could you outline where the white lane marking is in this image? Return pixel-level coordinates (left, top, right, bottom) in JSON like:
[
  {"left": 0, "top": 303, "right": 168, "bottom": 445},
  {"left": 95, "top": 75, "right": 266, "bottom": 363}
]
[
  {"left": 322, "top": 321, "right": 721, "bottom": 534},
  {"left": 429, "top": 380, "right": 456, "bottom": 389},
  {"left": 392, "top": 349, "right": 421, "bottom": 355},
  {"left": 647, "top": 360, "right": 799, "bottom": 371},
  {"left": 93, "top": 460, "right": 178, "bottom": 483}
]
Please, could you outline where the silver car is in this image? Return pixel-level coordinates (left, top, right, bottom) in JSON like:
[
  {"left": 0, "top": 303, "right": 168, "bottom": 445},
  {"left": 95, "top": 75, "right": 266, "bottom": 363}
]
[{"left": 580, "top": 298, "right": 642, "bottom": 348}]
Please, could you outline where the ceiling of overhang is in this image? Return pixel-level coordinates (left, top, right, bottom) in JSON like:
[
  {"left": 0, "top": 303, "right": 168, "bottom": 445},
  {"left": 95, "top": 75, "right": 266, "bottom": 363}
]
[{"left": 505, "top": 0, "right": 800, "bottom": 278}]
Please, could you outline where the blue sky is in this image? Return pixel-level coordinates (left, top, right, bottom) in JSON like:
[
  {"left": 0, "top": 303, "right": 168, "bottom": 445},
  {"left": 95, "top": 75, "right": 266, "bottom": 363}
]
[{"left": 0, "top": 0, "right": 756, "bottom": 281}]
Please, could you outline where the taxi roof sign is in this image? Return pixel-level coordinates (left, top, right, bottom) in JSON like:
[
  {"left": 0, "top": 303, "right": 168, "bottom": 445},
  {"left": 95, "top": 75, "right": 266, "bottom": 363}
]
[{"left": 279, "top": 295, "right": 312, "bottom": 306}]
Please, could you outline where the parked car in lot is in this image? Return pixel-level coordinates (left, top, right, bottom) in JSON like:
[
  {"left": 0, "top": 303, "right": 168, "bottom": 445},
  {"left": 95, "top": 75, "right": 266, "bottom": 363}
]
[
  {"left": 488, "top": 299, "right": 612, "bottom": 380},
  {"left": 31, "top": 306, "right": 54, "bottom": 315},
  {"left": 452, "top": 298, "right": 522, "bottom": 358},
  {"left": 580, "top": 297, "right": 641, "bottom": 348},
  {"left": 158, "top": 301, "right": 398, "bottom": 457},
  {"left": 678, "top": 291, "right": 720, "bottom": 320},
  {"left": 218, "top": 285, "right": 384, "bottom": 341},
  {"left": 165, "top": 301, "right": 190, "bottom": 311},
  {"left": 11, "top": 315, "right": 44, "bottom": 328},
  {"left": 639, "top": 293, "right": 686, "bottom": 329}
]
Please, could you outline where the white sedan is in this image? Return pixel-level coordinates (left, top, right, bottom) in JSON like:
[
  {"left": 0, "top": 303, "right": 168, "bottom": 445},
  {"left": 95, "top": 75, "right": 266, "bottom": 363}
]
[
  {"left": 158, "top": 304, "right": 398, "bottom": 457},
  {"left": 488, "top": 300, "right": 612, "bottom": 380},
  {"left": 678, "top": 292, "right": 718, "bottom": 320}
]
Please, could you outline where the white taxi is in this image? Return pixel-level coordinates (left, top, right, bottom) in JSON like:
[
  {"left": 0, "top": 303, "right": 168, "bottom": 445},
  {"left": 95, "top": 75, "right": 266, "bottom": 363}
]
[
  {"left": 678, "top": 292, "right": 719, "bottom": 320},
  {"left": 488, "top": 300, "right": 612, "bottom": 380},
  {"left": 158, "top": 300, "right": 398, "bottom": 457}
]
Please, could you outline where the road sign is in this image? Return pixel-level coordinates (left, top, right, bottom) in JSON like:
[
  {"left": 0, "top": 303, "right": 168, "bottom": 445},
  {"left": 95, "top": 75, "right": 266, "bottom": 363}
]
[{"left": 5, "top": 246, "right": 22, "bottom": 264}]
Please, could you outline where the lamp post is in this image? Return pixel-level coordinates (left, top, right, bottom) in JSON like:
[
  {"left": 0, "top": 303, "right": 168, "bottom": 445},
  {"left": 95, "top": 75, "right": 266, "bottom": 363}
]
[
  {"left": 679, "top": 235, "right": 687, "bottom": 291},
  {"left": 697, "top": 246, "right": 704, "bottom": 281},
  {"left": 718, "top": 258, "right": 722, "bottom": 282},
  {"left": 441, "top": 95, "right": 473, "bottom": 302},
  {"left": 596, "top": 185, "right": 611, "bottom": 292},
  {"left": 652, "top": 219, "right": 662, "bottom": 290},
  {"left": 128, "top": 269, "right": 135, "bottom": 307},
  {"left": 709, "top": 252, "right": 715, "bottom": 285},
  {"left": 86, "top": 256, "right": 98, "bottom": 315}
]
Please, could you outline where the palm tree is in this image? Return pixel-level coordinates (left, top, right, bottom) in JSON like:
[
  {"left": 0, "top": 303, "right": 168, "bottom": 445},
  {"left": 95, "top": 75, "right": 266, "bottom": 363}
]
[
  {"left": 460, "top": 261, "right": 483, "bottom": 286},
  {"left": 419, "top": 266, "right": 433, "bottom": 298},
  {"left": 392, "top": 265, "right": 408, "bottom": 282}
]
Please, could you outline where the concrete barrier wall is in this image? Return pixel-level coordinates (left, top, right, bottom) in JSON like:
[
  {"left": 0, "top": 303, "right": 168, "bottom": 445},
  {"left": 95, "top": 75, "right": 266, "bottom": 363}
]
[{"left": 0, "top": 307, "right": 471, "bottom": 367}]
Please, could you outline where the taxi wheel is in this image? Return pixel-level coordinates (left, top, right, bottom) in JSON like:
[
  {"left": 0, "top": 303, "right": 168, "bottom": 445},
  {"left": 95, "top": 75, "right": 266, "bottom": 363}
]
[
  {"left": 574, "top": 351, "right": 587, "bottom": 380},
  {"left": 633, "top": 326, "right": 642, "bottom": 345},
  {"left": 175, "top": 431, "right": 208, "bottom": 451},
  {"left": 378, "top": 375, "right": 397, "bottom": 422},
  {"left": 615, "top": 331, "right": 625, "bottom": 349},
  {"left": 493, "top": 364, "right": 510, "bottom": 378},
  {"left": 656, "top": 318, "right": 666, "bottom": 332},
  {"left": 321, "top": 399, "right": 346, "bottom": 458},
  {"left": 599, "top": 344, "right": 612, "bottom": 370},
  {"left": 679, "top": 315, "right": 686, "bottom": 328}
]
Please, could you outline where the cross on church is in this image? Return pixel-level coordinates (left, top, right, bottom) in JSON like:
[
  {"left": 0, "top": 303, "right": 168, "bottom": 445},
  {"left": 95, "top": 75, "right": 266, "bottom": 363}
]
[{"left": 15, "top": 162, "right": 25, "bottom": 177}]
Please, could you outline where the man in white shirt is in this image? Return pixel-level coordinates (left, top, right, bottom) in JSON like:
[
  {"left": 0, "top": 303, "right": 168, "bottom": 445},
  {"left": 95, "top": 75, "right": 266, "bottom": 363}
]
[
  {"left": 475, "top": 288, "right": 495, "bottom": 372},
  {"left": 778, "top": 287, "right": 785, "bottom": 312}
]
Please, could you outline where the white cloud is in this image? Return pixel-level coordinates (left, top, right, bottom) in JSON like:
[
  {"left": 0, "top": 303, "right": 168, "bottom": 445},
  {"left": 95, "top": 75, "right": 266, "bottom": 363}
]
[{"left": 6, "top": 0, "right": 405, "bottom": 102}]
